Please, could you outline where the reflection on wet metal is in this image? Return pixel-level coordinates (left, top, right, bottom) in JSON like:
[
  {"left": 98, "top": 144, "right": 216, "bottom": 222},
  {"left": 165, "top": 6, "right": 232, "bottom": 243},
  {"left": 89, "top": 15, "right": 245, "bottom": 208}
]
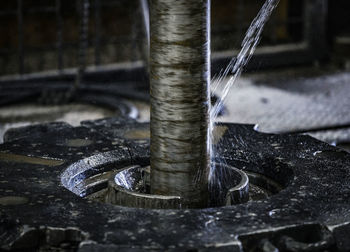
[
  {"left": 107, "top": 162, "right": 250, "bottom": 209},
  {"left": 225, "top": 167, "right": 249, "bottom": 205},
  {"left": 0, "top": 196, "right": 28, "bottom": 206},
  {"left": 66, "top": 139, "right": 93, "bottom": 147},
  {"left": 212, "top": 125, "right": 228, "bottom": 145},
  {"left": 124, "top": 129, "right": 150, "bottom": 140},
  {"left": 74, "top": 168, "right": 121, "bottom": 200},
  {"left": 0, "top": 152, "right": 65, "bottom": 167},
  {"left": 108, "top": 165, "right": 182, "bottom": 209}
]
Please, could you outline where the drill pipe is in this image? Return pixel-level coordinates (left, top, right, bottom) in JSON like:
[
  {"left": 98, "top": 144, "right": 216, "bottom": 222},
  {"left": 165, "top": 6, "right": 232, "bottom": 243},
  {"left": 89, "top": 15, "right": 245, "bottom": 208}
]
[{"left": 150, "top": 0, "right": 211, "bottom": 208}]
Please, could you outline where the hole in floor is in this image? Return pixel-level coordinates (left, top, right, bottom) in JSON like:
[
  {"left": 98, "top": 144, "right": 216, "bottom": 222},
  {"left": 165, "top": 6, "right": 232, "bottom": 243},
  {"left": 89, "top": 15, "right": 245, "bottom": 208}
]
[{"left": 61, "top": 153, "right": 292, "bottom": 209}]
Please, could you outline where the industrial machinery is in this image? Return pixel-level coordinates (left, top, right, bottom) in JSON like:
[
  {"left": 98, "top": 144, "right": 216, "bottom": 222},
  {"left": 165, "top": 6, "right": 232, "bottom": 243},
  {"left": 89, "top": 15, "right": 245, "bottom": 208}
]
[{"left": 1, "top": 0, "right": 350, "bottom": 251}]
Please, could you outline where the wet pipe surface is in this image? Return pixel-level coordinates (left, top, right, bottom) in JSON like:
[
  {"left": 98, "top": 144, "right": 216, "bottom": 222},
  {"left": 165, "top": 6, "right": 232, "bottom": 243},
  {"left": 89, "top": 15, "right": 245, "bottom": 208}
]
[{"left": 0, "top": 117, "right": 350, "bottom": 251}]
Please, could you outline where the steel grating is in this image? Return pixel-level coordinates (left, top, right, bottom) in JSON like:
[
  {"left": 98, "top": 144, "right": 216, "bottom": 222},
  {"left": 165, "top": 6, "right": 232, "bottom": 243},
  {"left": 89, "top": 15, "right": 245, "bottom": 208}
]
[{"left": 215, "top": 71, "right": 350, "bottom": 145}]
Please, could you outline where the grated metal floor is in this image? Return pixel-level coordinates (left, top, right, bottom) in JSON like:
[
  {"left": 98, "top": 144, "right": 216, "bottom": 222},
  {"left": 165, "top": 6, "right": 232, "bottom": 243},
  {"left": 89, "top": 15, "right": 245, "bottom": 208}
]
[{"left": 214, "top": 69, "right": 350, "bottom": 147}]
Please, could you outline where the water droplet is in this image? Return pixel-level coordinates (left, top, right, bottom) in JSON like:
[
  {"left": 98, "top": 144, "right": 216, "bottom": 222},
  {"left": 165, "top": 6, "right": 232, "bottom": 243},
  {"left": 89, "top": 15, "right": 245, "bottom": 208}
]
[
  {"left": 313, "top": 151, "right": 322, "bottom": 156},
  {"left": 268, "top": 208, "right": 281, "bottom": 217}
]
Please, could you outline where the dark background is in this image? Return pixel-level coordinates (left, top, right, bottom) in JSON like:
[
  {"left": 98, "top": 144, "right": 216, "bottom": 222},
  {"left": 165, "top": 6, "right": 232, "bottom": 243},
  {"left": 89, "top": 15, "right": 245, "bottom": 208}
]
[{"left": 0, "top": 0, "right": 349, "bottom": 76}]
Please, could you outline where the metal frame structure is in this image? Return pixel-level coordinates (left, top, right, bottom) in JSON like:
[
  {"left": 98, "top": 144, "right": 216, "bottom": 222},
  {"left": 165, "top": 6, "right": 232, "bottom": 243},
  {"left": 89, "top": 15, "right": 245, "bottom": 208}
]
[
  {"left": 212, "top": 0, "right": 328, "bottom": 73},
  {"left": 0, "top": 0, "right": 328, "bottom": 84}
]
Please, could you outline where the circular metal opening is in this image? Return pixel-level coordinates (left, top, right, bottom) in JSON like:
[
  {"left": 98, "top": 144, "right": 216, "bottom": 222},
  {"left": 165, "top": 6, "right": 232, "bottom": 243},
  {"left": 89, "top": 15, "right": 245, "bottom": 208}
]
[
  {"left": 106, "top": 163, "right": 249, "bottom": 209},
  {"left": 61, "top": 153, "right": 287, "bottom": 209}
]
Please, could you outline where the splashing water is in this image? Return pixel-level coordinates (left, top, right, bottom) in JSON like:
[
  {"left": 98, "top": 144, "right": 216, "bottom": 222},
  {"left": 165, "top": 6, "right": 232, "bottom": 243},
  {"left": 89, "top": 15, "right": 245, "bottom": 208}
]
[
  {"left": 211, "top": 0, "right": 280, "bottom": 120},
  {"left": 209, "top": 0, "right": 280, "bottom": 186}
]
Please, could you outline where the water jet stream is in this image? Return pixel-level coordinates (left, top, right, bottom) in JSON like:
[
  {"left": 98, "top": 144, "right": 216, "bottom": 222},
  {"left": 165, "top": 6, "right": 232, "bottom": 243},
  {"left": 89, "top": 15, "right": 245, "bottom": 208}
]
[{"left": 209, "top": 0, "right": 280, "bottom": 184}]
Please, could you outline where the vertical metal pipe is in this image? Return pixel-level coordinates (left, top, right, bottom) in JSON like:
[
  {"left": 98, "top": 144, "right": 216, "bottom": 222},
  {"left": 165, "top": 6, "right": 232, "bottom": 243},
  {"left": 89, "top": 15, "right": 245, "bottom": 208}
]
[
  {"left": 150, "top": 0, "right": 211, "bottom": 208},
  {"left": 75, "top": 0, "right": 89, "bottom": 89},
  {"left": 56, "top": 0, "right": 64, "bottom": 72},
  {"left": 235, "top": 0, "right": 244, "bottom": 43},
  {"left": 17, "top": 0, "right": 24, "bottom": 75},
  {"left": 304, "top": 0, "right": 328, "bottom": 60},
  {"left": 94, "top": 0, "right": 101, "bottom": 66},
  {"left": 139, "top": 0, "right": 150, "bottom": 65},
  {"left": 139, "top": 0, "right": 150, "bottom": 49}
]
